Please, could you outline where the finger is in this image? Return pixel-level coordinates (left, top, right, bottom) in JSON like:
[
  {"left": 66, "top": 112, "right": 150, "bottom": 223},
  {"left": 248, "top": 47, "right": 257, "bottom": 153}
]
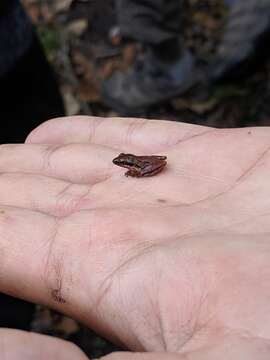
[
  {"left": 0, "top": 143, "right": 118, "bottom": 184},
  {"left": 0, "top": 169, "right": 228, "bottom": 216},
  {"left": 0, "top": 328, "right": 88, "bottom": 360},
  {"left": 0, "top": 205, "right": 102, "bottom": 320},
  {"left": 26, "top": 116, "right": 210, "bottom": 152},
  {"left": 0, "top": 206, "right": 65, "bottom": 308},
  {"left": 0, "top": 173, "right": 92, "bottom": 216},
  {"left": 0, "top": 172, "right": 173, "bottom": 216}
]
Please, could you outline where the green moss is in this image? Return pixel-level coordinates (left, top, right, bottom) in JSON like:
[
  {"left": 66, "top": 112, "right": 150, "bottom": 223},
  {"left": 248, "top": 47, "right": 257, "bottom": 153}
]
[{"left": 37, "top": 25, "right": 63, "bottom": 61}]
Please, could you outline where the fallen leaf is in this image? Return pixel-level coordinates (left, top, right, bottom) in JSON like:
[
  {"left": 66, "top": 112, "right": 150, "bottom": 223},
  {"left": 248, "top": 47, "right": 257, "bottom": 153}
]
[
  {"left": 61, "top": 87, "right": 80, "bottom": 115},
  {"left": 23, "top": 3, "right": 41, "bottom": 24},
  {"left": 77, "top": 82, "right": 101, "bottom": 103},
  {"left": 54, "top": 0, "right": 74, "bottom": 13},
  {"left": 66, "top": 19, "right": 88, "bottom": 36},
  {"left": 72, "top": 51, "right": 94, "bottom": 81},
  {"left": 54, "top": 316, "right": 79, "bottom": 334},
  {"left": 189, "top": 98, "right": 218, "bottom": 114},
  {"left": 123, "top": 43, "right": 137, "bottom": 66},
  {"left": 40, "top": 3, "right": 54, "bottom": 23},
  {"left": 193, "top": 12, "right": 220, "bottom": 30},
  {"left": 107, "top": 111, "right": 120, "bottom": 117},
  {"left": 172, "top": 97, "right": 217, "bottom": 114},
  {"left": 100, "top": 57, "right": 124, "bottom": 79}
]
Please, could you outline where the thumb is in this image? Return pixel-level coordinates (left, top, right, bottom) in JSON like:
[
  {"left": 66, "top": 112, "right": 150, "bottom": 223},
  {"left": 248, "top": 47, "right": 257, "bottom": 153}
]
[{"left": 0, "top": 329, "right": 89, "bottom": 360}]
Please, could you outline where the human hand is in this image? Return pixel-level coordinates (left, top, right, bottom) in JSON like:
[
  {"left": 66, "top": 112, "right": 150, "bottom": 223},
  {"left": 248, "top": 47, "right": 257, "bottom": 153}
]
[{"left": 0, "top": 116, "right": 270, "bottom": 359}]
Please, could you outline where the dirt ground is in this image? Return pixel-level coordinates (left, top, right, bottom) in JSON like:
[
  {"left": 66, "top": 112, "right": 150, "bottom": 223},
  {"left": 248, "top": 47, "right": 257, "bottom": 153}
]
[{"left": 19, "top": 0, "right": 270, "bottom": 358}]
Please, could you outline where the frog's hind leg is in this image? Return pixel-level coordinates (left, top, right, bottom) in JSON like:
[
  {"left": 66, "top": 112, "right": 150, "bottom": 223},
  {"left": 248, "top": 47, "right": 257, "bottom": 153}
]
[{"left": 143, "top": 168, "right": 164, "bottom": 177}]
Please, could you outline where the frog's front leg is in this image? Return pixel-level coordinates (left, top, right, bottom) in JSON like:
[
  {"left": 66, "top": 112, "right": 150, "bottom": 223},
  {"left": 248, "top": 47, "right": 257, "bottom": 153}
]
[{"left": 125, "top": 169, "right": 140, "bottom": 177}]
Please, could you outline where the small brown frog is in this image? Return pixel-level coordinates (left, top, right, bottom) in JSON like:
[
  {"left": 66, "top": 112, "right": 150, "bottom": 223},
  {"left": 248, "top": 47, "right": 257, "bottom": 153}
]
[{"left": 113, "top": 153, "right": 167, "bottom": 177}]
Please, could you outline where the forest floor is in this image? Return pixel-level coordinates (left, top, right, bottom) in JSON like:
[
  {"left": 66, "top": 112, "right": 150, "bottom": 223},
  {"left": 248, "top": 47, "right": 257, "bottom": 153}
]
[{"left": 23, "top": 0, "right": 270, "bottom": 127}]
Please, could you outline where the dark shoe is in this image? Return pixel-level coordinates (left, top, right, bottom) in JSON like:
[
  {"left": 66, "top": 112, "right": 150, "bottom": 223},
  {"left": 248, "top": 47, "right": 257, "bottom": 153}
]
[
  {"left": 210, "top": 0, "right": 270, "bottom": 82},
  {"left": 101, "top": 50, "right": 203, "bottom": 116}
]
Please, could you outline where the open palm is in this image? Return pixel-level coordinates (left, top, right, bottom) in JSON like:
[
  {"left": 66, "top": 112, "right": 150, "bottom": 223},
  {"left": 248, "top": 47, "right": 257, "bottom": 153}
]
[{"left": 1, "top": 116, "right": 270, "bottom": 359}]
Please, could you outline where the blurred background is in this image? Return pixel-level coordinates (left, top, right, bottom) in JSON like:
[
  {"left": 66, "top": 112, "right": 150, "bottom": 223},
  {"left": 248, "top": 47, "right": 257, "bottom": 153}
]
[
  {"left": 18, "top": 0, "right": 270, "bottom": 128},
  {"left": 1, "top": 0, "right": 270, "bottom": 358}
]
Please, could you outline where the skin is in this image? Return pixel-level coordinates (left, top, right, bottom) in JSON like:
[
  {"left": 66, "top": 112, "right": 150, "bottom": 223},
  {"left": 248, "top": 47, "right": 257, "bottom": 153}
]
[{"left": 1, "top": 116, "right": 270, "bottom": 359}]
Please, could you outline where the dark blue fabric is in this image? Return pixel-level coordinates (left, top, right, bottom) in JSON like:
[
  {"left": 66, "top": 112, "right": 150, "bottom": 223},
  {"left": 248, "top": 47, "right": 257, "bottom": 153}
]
[{"left": 0, "top": 0, "right": 33, "bottom": 77}]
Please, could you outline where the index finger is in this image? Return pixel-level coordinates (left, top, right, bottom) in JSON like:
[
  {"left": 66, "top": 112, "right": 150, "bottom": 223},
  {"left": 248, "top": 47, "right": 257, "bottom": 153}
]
[{"left": 26, "top": 116, "right": 210, "bottom": 153}]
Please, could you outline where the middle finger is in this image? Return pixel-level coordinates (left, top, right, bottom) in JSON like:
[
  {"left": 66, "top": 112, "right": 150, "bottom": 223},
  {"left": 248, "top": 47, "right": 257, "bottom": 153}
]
[{"left": 0, "top": 143, "right": 118, "bottom": 184}]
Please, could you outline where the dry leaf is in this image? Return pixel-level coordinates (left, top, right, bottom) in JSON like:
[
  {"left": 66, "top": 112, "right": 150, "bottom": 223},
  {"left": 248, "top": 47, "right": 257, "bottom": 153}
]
[
  {"left": 107, "top": 111, "right": 120, "bottom": 117},
  {"left": 67, "top": 19, "right": 88, "bottom": 36},
  {"left": 71, "top": 51, "right": 100, "bottom": 102},
  {"left": 23, "top": 3, "right": 41, "bottom": 24},
  {"left": 189, "top": 99, "right": 218, "bottom": 114},
  {"left": 100, "top": 61, "right": 115, "bottom": 79},
  {"left": 62, "top": 87, "right": 80, "bottom": 115},
  {"left": 171, "top": 98, "right": 191, "bottom": 110},
  {"left": 54, "top": 0, "right": 74, "bottom": 13},
  {"left": 72, "top": 51, "right": 94, "bottom": 81},
  {"left": 40, "top": 3, "right": 54, "bottom": 23},
  {"left": 54, "top": 317, "right": 79, "bottom": 334},
  {"left": 100, "top": 57, "right": 123, "bottom": 79},
  {"left": 172, "top": 97, "right": 217, "bottom": 114},
  {"left": 193, "top": 12, "right": 220, "bottom": 30},
  {"left": 123, "top": 44, "right": 137, "bottom": 66},
  {"left": 77, "top": 82, "right": 100, "bottom": 103}
]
